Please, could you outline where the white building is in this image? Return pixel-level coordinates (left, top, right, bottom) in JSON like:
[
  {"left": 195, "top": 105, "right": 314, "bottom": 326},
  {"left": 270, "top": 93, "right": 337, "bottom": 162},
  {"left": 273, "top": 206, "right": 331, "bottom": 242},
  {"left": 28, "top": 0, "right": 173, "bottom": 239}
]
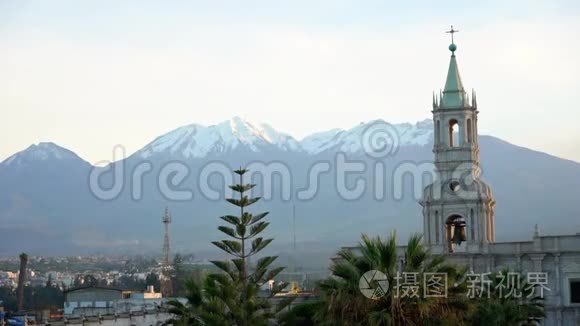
[
  {"left": 63, "top": 285, "right": 167, "bottom": 317},
  {"left": 420, "top": 37, "right": 580, "bottom": 325}
]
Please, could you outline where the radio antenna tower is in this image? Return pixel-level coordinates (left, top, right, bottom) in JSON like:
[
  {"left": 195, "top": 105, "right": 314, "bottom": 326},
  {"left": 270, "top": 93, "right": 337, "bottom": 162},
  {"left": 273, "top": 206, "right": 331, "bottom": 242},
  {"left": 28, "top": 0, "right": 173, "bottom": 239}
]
[
  {"left": 162, "top": 207, "right": 172, "bottom": 266},
  {"left": 160, "top": 207, "right": 173, "bottom": 297}
]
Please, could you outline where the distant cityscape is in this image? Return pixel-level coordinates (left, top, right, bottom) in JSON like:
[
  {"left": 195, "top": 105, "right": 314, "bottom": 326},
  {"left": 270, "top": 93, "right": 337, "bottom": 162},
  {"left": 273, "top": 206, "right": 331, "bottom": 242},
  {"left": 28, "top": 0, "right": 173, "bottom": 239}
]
[
  {"left": 0, "top": 254, "right": 196, "bottom": 290},
  {"left": 2, "top": 1, "right": 580, "bottom": 325},
  {"left": 0, "top": 253, "right": 325, "bottom": 324}
]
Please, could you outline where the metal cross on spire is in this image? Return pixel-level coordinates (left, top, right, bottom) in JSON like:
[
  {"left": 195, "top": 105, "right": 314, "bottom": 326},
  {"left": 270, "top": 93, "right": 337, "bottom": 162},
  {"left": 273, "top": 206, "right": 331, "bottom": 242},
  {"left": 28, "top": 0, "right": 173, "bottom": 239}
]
[{"left": 446, "top": 25, "right": 459, "bottom": 44}]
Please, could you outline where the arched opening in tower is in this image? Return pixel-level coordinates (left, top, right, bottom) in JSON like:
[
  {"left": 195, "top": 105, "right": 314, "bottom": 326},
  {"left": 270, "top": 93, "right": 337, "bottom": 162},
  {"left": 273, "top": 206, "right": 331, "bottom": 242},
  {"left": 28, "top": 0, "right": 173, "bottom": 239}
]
[
  {"left": 446, "top": 214, "right": 466, "bottom": 253},
  {"left": 448, "top": 119, "right": 459, "bottom": 147}
]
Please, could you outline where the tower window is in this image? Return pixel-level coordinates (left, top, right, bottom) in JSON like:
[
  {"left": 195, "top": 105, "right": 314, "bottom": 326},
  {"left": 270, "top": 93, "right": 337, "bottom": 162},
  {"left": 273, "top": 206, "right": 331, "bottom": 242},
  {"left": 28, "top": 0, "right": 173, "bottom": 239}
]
[
  {"left": 449, "top": 119, "right": 459, "bottom": 147},
  {"left": 467, "top": 118, "right": 473, "bottom": 143},
  {"left": 435, "top": 211, "right": 439, "bottom": 243},
  {"left": 436, "top": 120, "right": 441, "bottom": 143},
  {"left": 571, "top": 280, "right": 580, "bottom": 303},
  {"left": 470, "top": 209, "right": 475, "bottom": 241}
]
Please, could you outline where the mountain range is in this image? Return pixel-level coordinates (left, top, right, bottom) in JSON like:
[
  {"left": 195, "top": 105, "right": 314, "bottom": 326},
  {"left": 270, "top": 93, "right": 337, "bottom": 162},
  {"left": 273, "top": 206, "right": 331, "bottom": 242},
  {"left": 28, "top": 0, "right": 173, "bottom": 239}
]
[{"left": 1, "top": 117, "right": 580, "bottom": 266}]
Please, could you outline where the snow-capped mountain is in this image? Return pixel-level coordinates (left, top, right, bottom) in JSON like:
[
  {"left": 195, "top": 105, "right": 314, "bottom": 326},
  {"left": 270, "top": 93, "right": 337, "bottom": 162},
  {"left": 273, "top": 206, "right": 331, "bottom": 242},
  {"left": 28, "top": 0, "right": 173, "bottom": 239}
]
[
  {"left": 138, "top": 117, "right": 302, "bottom": 159},
  {"left": 0, "top": 142, "right": 85, "bottom": 167},
  {"left": 136, "top": 117, "right": 434, "bottom": 159},
  {"left": 2, "top": 119, "right": 580, "bottom": 256},
  {"left": 300, "top": 129, "right": 343, "bottom": 154},
  {"left": 301, "top": 119, "right": 434, "bottom": 154}
]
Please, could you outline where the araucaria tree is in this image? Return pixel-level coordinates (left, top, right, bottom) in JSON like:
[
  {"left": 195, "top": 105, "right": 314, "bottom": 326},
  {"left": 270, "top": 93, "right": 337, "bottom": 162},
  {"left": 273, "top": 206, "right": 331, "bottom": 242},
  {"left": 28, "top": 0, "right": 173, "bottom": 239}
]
[{"left": 208, "top": 168, "right": 288, "bottom": 325}]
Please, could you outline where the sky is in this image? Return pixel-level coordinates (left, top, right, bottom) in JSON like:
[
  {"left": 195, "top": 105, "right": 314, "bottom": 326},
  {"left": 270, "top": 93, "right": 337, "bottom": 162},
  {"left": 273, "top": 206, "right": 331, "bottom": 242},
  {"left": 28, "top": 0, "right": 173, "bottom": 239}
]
[{"left": 0, "top": 0, "right": 579, "bottom": 163}]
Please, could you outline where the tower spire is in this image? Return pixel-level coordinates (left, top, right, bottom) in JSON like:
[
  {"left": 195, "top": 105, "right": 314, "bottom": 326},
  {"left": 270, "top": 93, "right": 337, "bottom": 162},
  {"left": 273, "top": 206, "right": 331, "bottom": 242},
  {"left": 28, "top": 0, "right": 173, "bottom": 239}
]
[
  {"left": 441, "top": 25, "right": 467, "bottom": 108},
  {"left": 432, "top": 91, "right": 437, "bottom": 109}
]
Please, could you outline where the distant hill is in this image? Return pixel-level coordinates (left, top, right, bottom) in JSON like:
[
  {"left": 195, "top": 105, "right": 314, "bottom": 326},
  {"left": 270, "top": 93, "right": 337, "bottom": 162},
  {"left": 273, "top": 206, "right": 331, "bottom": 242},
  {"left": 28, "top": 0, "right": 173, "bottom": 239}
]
[{"left": 1, "top": 117, "right": 579, "bottom": 262}]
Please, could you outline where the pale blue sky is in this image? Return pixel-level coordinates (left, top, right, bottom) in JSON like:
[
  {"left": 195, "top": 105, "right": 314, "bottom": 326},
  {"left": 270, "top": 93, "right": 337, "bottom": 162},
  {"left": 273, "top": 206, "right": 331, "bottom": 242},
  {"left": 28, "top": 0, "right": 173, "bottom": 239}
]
[{"left": 1, "top": 0, "right": 579, "bottom": 162}]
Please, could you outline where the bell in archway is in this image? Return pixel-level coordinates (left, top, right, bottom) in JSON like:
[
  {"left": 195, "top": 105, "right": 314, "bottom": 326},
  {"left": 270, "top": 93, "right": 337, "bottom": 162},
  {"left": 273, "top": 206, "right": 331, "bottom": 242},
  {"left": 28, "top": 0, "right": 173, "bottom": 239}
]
[{"left": 451, "top": 222, "right": 467, "bottom": 246}]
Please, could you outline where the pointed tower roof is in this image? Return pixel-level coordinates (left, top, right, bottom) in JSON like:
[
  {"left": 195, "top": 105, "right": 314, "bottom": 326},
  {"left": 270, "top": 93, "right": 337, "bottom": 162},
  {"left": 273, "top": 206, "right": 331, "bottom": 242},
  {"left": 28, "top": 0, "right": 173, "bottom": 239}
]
[
  {"left": 441, "top": 30, "right": 469, "bottom": 109},
  {"left": 444, "top": 53, "right": 465, "bottom": 93}
]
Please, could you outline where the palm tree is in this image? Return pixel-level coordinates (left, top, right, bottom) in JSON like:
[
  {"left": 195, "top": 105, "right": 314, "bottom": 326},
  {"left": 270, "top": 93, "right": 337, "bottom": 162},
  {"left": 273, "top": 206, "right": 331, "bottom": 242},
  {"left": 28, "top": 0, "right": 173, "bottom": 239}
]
[
  {"left": 469, "top": 269, "right": 544, "bottom": 325},
  {"left": 314, "top": 233, "right": 469, "bottom": 325},
  {"left": 165, "top": 279, "right": 205, "bottom": 326}
]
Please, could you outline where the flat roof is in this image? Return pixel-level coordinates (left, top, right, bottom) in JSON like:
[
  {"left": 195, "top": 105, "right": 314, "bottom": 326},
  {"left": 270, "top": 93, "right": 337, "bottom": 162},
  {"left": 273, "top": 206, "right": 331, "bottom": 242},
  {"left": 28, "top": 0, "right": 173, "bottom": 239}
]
[{"left": 64, "top": 286, "right": 123, "bottom": 294}]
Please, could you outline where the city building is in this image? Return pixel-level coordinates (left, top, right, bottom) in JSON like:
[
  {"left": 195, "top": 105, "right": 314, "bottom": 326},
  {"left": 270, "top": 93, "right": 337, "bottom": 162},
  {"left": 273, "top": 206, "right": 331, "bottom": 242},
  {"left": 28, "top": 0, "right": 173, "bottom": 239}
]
[
  {"left": 344, "top": 33, "right": 580, "bottom": 325},
  {"left": 421, "top": 33, "right": 580, "bottom": 326},
  {"left": 63, "top": 285, "right": 168, "bottom": 317},
  {"left": 64, "top": 286, "right": 124, "bottom": 316},
  {"left": 420, "top": 34, "right": 580, "bottom": 325}
]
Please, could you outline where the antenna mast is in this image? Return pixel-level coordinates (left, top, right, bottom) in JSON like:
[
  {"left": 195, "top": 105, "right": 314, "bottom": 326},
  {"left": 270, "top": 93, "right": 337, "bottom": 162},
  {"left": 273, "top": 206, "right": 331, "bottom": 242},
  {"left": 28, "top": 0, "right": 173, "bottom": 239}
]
[{"left": 160, "top": 207, "right": 173, "bottom": 297}]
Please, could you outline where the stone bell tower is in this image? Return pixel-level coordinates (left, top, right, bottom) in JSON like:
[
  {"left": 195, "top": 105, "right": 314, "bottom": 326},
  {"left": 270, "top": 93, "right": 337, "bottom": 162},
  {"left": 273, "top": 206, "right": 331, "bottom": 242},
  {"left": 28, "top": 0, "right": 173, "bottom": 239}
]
[{"left": 420, "top": 27, "right": 495, "bottom": 254}]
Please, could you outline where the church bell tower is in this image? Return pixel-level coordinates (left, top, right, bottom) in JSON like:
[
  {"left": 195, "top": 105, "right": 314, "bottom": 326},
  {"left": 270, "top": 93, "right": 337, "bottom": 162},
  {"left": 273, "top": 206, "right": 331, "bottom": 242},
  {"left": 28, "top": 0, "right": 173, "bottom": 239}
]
[{"left": 421, "top": 27, "right": 495, "bottom": 254}]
